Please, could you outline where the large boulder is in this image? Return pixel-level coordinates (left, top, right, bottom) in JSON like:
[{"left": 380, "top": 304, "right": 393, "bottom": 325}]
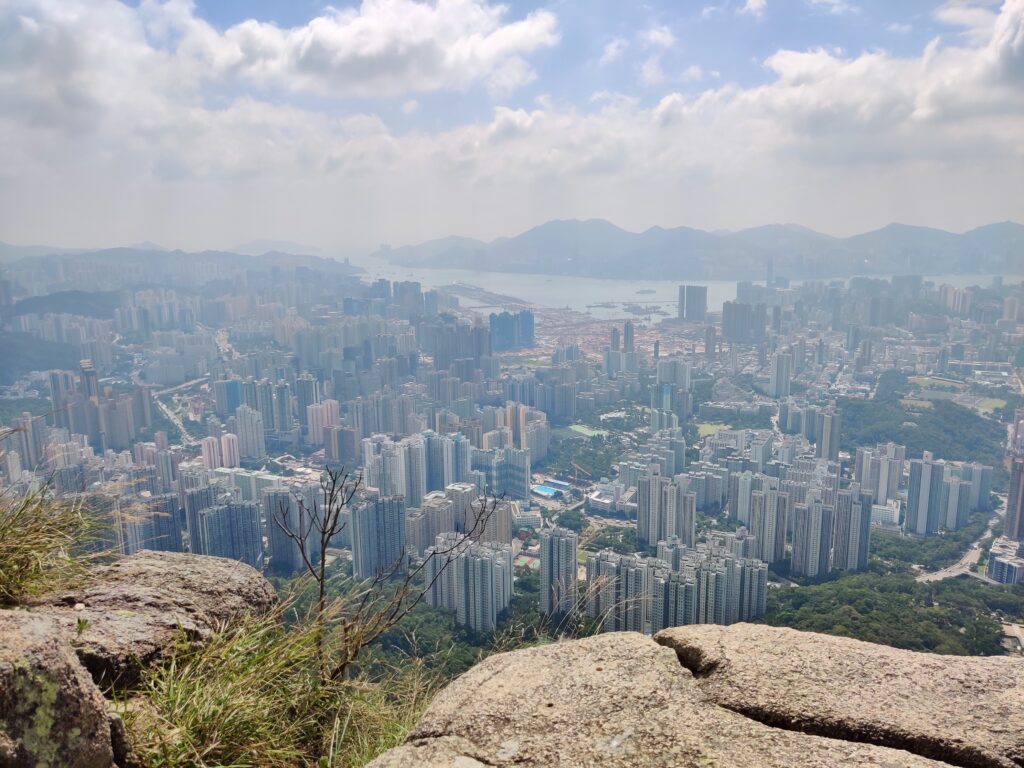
[
  {"left": 0, "top": 611, "right": 114, "bottom": 768},
  {"left": 32, "top": 550, "right": 276, "bottom": 689},
  {"left": 656, "top": 623, "right": 1024, "bottom": 767},
  {"left": 369, "top": 632, "right": 946, "bottom": 767}
]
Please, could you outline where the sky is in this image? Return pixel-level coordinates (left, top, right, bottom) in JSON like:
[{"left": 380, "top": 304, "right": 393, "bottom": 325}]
[{"left": 0, "top": 0, "right": 1022, "bottom": 254}]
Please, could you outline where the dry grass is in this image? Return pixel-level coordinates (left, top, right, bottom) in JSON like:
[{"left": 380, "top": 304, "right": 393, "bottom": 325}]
[
  {"left": 124, "top": 603, "right": 440, "bottom": 768},
  {"left": 0, "top": 487, "right": 100, "bottom": 605}
]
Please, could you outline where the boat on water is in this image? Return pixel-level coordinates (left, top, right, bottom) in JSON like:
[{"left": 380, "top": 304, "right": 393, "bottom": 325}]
[{"left": 635, "top": 288, "right": 656, "bottom": 294}]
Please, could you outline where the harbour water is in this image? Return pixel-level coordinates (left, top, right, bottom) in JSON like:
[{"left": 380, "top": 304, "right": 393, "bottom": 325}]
[{"left": 347, "top": 255, "right": 1017, "bottom": 320}]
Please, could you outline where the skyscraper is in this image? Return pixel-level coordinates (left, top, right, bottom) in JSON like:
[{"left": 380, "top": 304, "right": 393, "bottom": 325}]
[
  {"left": 196, "top": 502, "right": 263, "bottom": 567},
  {"left": 539, "top": 526, "right": 578, "bottom": 616},
  {"left": 906, "top": 456, "right": 946, "bottom": 536},
  {"left": 351, "top": 495, "right": 407, "bottom": 580},
  {"left": 682, "top": 285, "right": 708, "bottom": 322},
  {"left": 832, "top": 486, "right": 872, "bottom": 571},
  {"left": 815, "top": 407, "right": 842, "bottom": 462},
  {"left": 1006, "top": 458, "right": 1024, "bottom": 542},
  {"left": 424, "top": 532, "right": 513, "bottom": 632},
  {"left": 791, "top": 499, "right": 834, "bottom": 578},
  {"left": 769, "top": 350, "right": 793, "bottom": 398}
]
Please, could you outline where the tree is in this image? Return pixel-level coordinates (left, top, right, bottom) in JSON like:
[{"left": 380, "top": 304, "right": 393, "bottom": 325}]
[{"left": 272, "top": 466, "right": 499, "bottom": 681}]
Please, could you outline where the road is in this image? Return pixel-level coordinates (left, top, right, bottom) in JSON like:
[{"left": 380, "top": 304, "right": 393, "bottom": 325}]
[{"left": 916, "top": 510, "right": 1001, "bottom": 583}]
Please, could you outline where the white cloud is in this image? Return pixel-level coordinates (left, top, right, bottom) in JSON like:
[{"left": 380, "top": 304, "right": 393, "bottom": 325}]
[
  {"left": 600, "top": 37, "right": 628, "bottom": 65},
  {"left": 145, "top": 0, "right": 559, "bottom": 99},
  {"left": 0, "top": 0, "right": 1023, "bottom": 249},
  {"left": 401, "top": 99, "right": 420, "bottom": 114},
  {"left": 641, "top": 25, "right": 676, "bottom": 49},
  {"left": 935, "top": 0, "right": 1000, "bottom": 43},
  {"left": 887, "top": 22, "right": 913, "bottom": 34},
  {"left": 738, "top": 0, "right": 768, "bottom": 19},
  {"left": 806, "top": 0, "right": 860, "bottom": 16},
  {"left": 701, "top": 5, "right": 724, "bottom": 20}
]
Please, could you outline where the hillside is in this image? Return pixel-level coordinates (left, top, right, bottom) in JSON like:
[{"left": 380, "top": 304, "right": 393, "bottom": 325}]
[{"left": 377, "top": 219, "right": 1024, "bottom": 280}]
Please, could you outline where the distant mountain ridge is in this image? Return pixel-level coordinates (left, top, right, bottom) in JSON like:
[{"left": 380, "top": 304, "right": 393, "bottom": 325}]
[{"left": 376, "top": 220, "right": 1024, "bottom": 280}]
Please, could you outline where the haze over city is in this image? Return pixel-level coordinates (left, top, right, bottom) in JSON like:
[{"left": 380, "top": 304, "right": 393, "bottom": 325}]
[
  {"left": 1, "top": 0, "right": 1023, "bottom": 252},
  {"left": 3, "top": 3, "right": 1024, "bottom": 768}
]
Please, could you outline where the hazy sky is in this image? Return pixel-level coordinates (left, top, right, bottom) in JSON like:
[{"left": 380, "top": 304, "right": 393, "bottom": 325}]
[{"left": 1, "top": 0, "right": 1022, "bottom": 254}]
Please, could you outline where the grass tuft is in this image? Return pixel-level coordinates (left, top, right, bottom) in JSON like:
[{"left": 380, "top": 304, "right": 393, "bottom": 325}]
[
  {"left": 123, "top": 602, "right": 439, "bottom": 768},
  {"left": 0, "top": 486, "right": 99, "bottom": 605}
]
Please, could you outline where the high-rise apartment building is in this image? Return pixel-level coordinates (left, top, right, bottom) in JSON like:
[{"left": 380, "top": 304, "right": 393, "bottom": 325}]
[
  {"left": 769, "top": 350, "right": 793, "bottom": 398},
  {"left": 424, "top": 532, "right": 513, "bottom": 632},
  {"left": 539, "top": 526, "right": 578, "bottom": 616},
  {"left": 906, "top": 455, "right": 946, "bottom": 536},
  {"left": 791, "top": 498, "right": 834, "bottom": 578},
  {"left": 1007, "top": 458, "right": 1024, "bottom": 542},
  {"left": 351, "top": 495, "right": 407, "bottom": 580}
]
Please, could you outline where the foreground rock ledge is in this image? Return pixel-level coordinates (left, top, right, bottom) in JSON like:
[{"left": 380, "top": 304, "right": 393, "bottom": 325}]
[
  {"left": 369, "top": 631, "right": 955, "bottom": 767},
  {"left": 32, "top": 549, "right": 277, "bottom": 689},
  {"left": 655, "top": 623, "right": 1024, "bottom": 768},
  {"left": 2, "top": 551, "right": 275, "bottom": 767}
]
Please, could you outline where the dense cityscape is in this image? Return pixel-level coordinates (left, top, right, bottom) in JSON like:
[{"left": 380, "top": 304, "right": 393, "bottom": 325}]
[
  {"left": 4, "top": 1, "right": 1024, "bottom": 765},
  {"left": 2, "top": 249, "right": 1022, "bottom": 651}
]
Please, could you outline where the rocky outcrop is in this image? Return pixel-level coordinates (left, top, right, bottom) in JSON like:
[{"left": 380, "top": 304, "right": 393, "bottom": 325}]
[
  {"left": 0, "top": 612, "right": 115, "bottom": 768},
  {"left": 370, "top": 625, "right": 1024, "bottom": 768},
  {"left": 33, "top": 550, "right": 276, "bottom": 689},
  {"left": 1, "top": 550, "right": 275, "bottom": 768},
  {"left": 655, "top": 624, "right": 1024, "bottom": 768}
]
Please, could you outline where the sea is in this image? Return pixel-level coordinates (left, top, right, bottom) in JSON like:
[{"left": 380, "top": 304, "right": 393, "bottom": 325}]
[{"left": 346, "top": 255, "right": 1019, "bottom": 321}]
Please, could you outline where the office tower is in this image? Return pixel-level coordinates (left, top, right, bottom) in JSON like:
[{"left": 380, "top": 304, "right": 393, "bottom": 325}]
[
  {"left": 1007, "top": 458, "right": 1024, "bottom": 542},
  {"left": 196, "top": 502, "right": 263, "bottom": 567},
  {"left": 815, "top": 407, "right": 841, "bottom": 462},
  {"left": 769, "top": 350, "right": 793, "bottom": 398},
  {"left": 791, "top": 499, "right": 834, "bottom": 578},
  {"left": 235, "top": 405, "right": 266, "bottom": 459},
  {"left": 351, "top": 496, "right": 407, "bottom": 580},
  {"left": 539, "top": 526, "right": 578, "bottom": 616},
  {"left": 200, "top": 436, "right": 222, "bottom": 470},
  {"left": 220, "top": 433, "right": 240, "bottom": 468},
  {"left": 682, "top": 285, "right": 708, "bottom": 322},
  {"left": 906, "top": 456, "right": 946, "bottom": 536},
  {"left": 610, "top": 326, "right": 620, "bottom": 352},
  {"left": 832, "top": 486, "right": 872, "bottom": 571},
  {"left": 749, "top": 488, "right": 789, "bottom": 564},
  {"left": 424, "top": 532, "right": 513, "bottom": 632},
  {"left": 623, "top": 320, "right": 635, "bottom": 354}
]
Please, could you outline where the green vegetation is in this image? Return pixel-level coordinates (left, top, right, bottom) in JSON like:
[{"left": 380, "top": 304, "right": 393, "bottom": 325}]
[
  {"left": 0, "top": 331, "right": 81, "bottom": 385},
  {"left": 556, "top": 507, "right": 586, "bottom": 532},
  {"left": 761, "top": 572, "right": 1024, "bottom": 656},
  {"left": 10, "top": 290, "right": 121, "bottom": 319},
  {"left": 585, "top": 526, "right": 637, "bottom": 554},
  {"left": 126, "top": 603, "right": 434, "bottom": 768},
  {"left": 840, "top": 371, "right": 1007, "bottom": 485},
  {"left": 871, "top": 511, "right": 992, "bottom": 573},
  {"left": 0, "top": 397, "right": 51, "bottom": 425},
  {"left": 538, "top": 435, "right": 620, "bottom": 479},
  {"left": 0, "top": 487, "right": 99, "bottom": 605},
  {"left": 723, "top": 410, "right": 773, "bottom": 430}
]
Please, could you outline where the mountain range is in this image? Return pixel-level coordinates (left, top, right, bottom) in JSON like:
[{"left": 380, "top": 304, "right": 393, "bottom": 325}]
[{"left": 374, "top": 220, "right": 1024, "bottom": 281}]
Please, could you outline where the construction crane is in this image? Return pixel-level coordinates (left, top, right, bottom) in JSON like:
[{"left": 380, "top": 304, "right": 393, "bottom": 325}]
[{"left": 571, "top": 462, "right": 592, "bottom": 486}]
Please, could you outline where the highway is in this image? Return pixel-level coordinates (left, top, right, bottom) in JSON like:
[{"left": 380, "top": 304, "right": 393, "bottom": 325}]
[{"left": 916, "top": 509, "right": 1001, "bottom": 583}]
